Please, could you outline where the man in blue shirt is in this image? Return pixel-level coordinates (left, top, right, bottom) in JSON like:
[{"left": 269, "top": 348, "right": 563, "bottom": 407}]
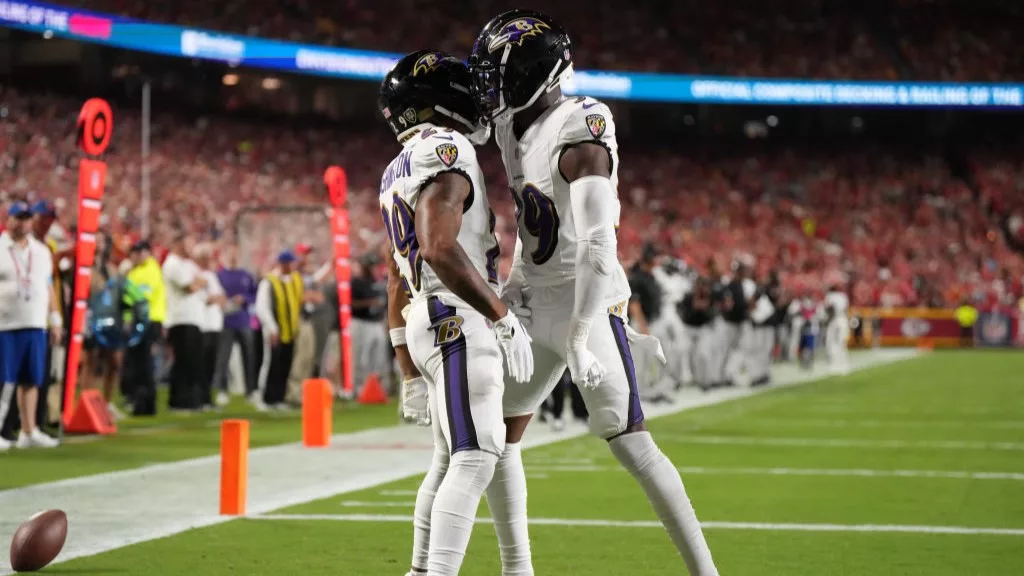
[{"left": 214, "top": 245, "right": 257, "bottom": 400}]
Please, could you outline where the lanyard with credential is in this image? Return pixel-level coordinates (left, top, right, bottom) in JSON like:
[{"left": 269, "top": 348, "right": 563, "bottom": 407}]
[{"left": 9, "top": 243, "right": 33, "bottom": 302}]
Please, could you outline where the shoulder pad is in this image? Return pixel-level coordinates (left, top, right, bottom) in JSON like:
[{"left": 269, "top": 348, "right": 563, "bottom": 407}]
[
  {"left": 411, "top": 127, "right": 477, "bottom": 178},
  {"left": 559, "top": 97, "right": 615, "bottom": 146}
]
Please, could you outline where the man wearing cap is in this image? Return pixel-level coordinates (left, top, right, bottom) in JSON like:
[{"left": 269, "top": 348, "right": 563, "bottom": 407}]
[
  {"left": 124, "top": 240, "right": 166, "bottom": 415},
  {"left": 255, "top": 250, "right": 302, "bottom": 409},
  {"left": 162, "top": 232, "right": 207, "bottom": 412},
  {"left": 0, "top": 201, "right": 62, "bottom": 450},
  {"left": 31, "top": 200, "right": 65, "bottom": 429},
  {"left": 285, "top": 242, "right": 326, "bottom": 404}
]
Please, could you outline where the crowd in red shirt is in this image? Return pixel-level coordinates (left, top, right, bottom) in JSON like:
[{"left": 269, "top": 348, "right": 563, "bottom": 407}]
[
  {"left": 57, "top": 0, "right": 1024, "bottom": 81},
  {"left": 2, "top": 88, "right": 1022, "bottom": 308}
]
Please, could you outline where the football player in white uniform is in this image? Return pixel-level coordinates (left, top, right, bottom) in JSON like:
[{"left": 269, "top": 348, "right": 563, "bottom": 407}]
[
  {"left": 469, "top": 11, "right": 718, "bottom": 575},
  {"left": 377, "top": 51, "right": 534, "bottom": 576}
]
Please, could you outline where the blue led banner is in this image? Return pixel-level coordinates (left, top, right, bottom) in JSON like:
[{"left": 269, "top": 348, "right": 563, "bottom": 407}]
[{"left": 2, "top": 0, "right": 1023, "bottom": 107}]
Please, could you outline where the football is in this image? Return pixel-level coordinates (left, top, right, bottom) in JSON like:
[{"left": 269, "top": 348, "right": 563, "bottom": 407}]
[{"left": 9, "top": 510, "right": 68, "bottom": 572}]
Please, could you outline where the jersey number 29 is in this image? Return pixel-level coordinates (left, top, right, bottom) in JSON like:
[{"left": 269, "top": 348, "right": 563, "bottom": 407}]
[
  {"left": 514, "top": 183, "right": 559, "bottom": 265},
  {"left": 381, "top": 194, "right": 422, "bottom": 295}
]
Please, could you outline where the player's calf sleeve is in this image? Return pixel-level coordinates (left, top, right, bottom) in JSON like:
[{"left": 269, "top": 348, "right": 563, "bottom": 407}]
[
  {"left": 485, "top": 443, "right": 533, "bottom": 576},
  {"left": 428, "top": 450, "right": 499, "bottom": 576},
  {"left": 609, "top": 432, "right": 719, "bottom": 576},
  {"left": 410, "top": 448, "right": 449, "bottom": 573}
]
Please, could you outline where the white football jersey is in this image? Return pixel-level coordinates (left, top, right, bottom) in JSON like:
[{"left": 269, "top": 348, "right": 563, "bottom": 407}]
[
  {"left": 495, "top": 96, "right": 630, "bottom": 305},
  {"left": 378, "top": 124, "right": 499, "bottom": 302},
  {"left": 825, "top": 290, "right": 850, "bottom": 316}
]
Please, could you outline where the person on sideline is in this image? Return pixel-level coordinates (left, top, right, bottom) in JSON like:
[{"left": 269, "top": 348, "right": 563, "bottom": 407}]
[
  {"left": 286, "top": 243, "right": 328, "bottom": 404},
  {"left": 215, "top": 245, "right": 258, "bottom": 402},
  {"left": 0, "top": 201, "right": 62, "bottom": 450},
  {"left": 195, "top": 243, "right": 228, "bottom": 409},
  {"left": 255, "top": 250, "right": 302, "bottom": 410},
  {"left": 162, "top": 232, "right": 207, "bottom": 412},
  {"left": 124, "top": 240, "right": 166, "bottom": 416}
]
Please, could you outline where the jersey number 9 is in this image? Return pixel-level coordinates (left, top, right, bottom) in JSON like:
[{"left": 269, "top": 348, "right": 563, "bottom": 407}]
[
  {"left": 514, "top": 183, "right": 559, "bottom": 266},
  {"left": 381, "top": 194, "right": 423, "bottom": 294}
]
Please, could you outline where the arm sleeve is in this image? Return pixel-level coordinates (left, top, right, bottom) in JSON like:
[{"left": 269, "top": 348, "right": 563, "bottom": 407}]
[
  {"left": 500, "top": 235, "right": 526, "bottom": 301},
  {"left": 254, "top": 279, "right": 278, "bottom": 336},
  {"left": 568, "top": 175, "right": 621, "bottom": 348}
]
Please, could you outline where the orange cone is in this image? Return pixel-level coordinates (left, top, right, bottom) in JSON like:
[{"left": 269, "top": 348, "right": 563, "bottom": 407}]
[
  {"left": 64, "top": 390, "right": 117, "bottom": 435},
  {"left": 357, "top": 373, "right": 388, "bottom": 405}
]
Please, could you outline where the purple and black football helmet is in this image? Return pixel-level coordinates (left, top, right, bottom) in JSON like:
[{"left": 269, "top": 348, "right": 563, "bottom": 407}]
[
  {"left": 378, "top": 50, "right": 487, "bottom": 142},
  {"left": 468, "top": 10, "right": 574, "bottom": 125}
]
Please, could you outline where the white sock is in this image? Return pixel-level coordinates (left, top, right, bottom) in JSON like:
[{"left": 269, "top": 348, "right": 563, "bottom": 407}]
[
  {"left": 609, "top": 431, "right": 718, "bottom": 576},
  {"left": 410, "top": 448, "right": 450, "bottom": 573},
  {"left": 428, "top": 450, "right": 498, "bottom": 575},
  {"left": 485, "top": 443, "right": 533, "bottom": 575},
  {"left": 0, "top": 383, "right": 14, "bottom": 427}
]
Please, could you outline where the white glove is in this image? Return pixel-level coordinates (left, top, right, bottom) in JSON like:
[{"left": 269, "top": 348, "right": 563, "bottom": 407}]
[
  {"left": 401, "top": 376, "right": 430, "bottom": 427},
  {"left": 499, "top": 283, "right": 532, "bottom": 327},
  {"left": 566, "top": 321, "right": 607, "bottom": 389},
  {"left": 566, "top": 345, "right": 606, "bottom": 389},
  {"left": 624, "top": 324, "right": 666, "bottom": 364},
  {"left": 493, "top": 311, "right": 534, "bottom": 384}
]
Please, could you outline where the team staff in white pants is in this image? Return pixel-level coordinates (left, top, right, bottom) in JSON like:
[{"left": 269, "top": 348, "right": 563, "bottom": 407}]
[
  {"left": 679, "top": 277, "right": 716, "bottom": 391},
  {"left": 706, "top": 260, "right": 729, "bottom": 387},
  {"left": 719, "top": 263, "right": 756, "bottom": 387},
  {"left": 824, "top": 285, "right": 851, "bottom": 375},
  {"left": 628, "top": 247, "right": 673, "bottom": 401},
  {"left": 748, "top": 289, "right": 775, "bottom": 387},
  {"left": 651, "top": 257, "right": 690, "bottom": 389},
  {"left": 349, "top": 257, "right": 388, "bottom": 394}
]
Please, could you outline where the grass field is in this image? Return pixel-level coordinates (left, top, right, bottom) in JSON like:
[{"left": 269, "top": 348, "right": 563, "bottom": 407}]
[
  {"left": 1, "top": 397, "right": 399, "bottom": 490},
  {"left": 9, "top": 351, "right": 1024, "bottom": 575}
]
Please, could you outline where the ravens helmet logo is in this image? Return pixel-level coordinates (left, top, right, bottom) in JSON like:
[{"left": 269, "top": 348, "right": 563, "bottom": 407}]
[
  {"left": 412, "top": 52, "right": 449, "bottom": 76},
  {"left": 585, "top": 114, "right": 606, "bottom": 139},
  {"left": 487, "top": 18, "right": 551, "bottom": 53},
  {"left": 435, "top": 143, "right": 459, "bottom": 167}
]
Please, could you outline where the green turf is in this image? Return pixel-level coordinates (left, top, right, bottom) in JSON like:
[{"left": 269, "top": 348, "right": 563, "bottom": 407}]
[
  {"left": 0, "top": 397, "right": 400, "bottom": 489},
  {"left": 34, "top": 352, "right": 1024, "bottom": 574}
]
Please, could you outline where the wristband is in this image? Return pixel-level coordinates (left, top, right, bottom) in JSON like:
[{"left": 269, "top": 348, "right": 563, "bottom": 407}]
[
  {"left": 390, "top": 327, "right": 407, "bottom": 347},
  {"left": 50, "top": 311, "right": 63, "bottom": 329},
  {"left": 567, "top": 315, "right": 594, "bottom": 349}
]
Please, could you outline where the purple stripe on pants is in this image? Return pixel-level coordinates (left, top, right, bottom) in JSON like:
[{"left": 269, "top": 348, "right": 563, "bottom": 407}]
[
  {"left": 609, "top": 315, "right": 645, "bottom": 427},
  {"left": 428, "top": 297, "right": 478, "bottom": 454}
]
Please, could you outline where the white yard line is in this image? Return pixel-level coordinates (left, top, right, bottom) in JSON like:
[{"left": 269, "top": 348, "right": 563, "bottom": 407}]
[
  {"left": 743, "top": 418, "right": 1024, "bottom": 430},
  {"left": 0, "top": 349, "right": 917, "bottom": 572},
  {"left": 662, "top": 435, "right": 1024, "bottom": 451},
  {"left": 249, "top": 513, "right": 1024, "bottom": 537},
  {"left": 524, "top": 464, "right": 1024, "bottom": 481},
  {"left": 342, "top": 501, "right": 417, "bottom": 507}
]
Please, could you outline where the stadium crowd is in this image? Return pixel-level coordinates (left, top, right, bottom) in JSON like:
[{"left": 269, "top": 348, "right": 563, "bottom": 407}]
[
  {"left": 56, "top": 0, "right": 1024, "bottom": 80},
  {"left": 3, "top": 87, "right": 1023, "bottom": 311}
]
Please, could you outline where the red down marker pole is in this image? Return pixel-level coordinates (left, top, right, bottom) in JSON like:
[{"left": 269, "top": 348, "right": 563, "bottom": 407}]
[
  {"left": 63, "top": 98, "right": 112, "bottom": 428},
  {"left": 324, "top": 166, "right": 353, "bottom": 397}
]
